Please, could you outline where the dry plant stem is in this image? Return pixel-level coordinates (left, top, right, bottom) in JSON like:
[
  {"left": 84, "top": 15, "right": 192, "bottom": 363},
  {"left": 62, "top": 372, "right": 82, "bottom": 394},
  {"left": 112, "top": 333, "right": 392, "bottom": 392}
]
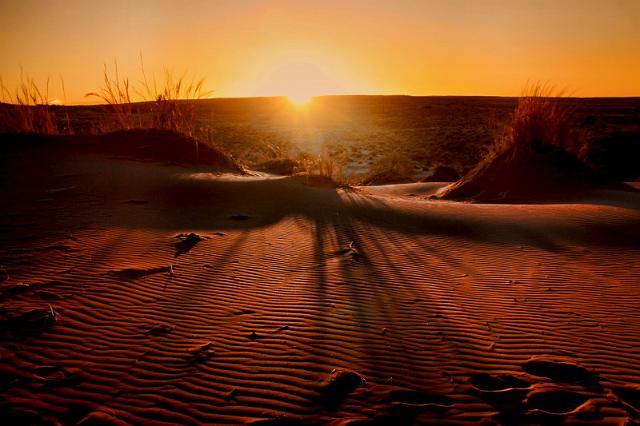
[
  {"left": 0, "top": 71, "right": 58, "bottom": 134},
  {"left": 85, "top": 62, "right": 137, "bottom": 130}
]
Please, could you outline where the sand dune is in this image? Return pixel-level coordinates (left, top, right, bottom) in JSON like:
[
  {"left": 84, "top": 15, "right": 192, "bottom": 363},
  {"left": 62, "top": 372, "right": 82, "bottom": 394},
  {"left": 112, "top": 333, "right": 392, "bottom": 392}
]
[{"left": 1, "top": 140, "right": 640, "bottom": 425}]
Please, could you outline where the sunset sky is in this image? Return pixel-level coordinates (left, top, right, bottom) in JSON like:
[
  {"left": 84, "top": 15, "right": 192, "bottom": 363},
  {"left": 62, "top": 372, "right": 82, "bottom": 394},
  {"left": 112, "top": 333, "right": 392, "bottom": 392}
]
[{"left": 1, "top": 0, "right": 639, "bottom": 104}]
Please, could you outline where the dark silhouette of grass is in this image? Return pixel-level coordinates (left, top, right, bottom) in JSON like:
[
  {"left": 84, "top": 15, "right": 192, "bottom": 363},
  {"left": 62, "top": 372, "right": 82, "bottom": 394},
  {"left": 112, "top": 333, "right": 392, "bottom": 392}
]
[
  {"left": 0, "top": 71, "right": 60, "bottom": 134},
  {"left": 438, "top": 83, "right": 628, "bottom": 202},
  {"left": 492, "top": 83, "right": 585, "bottom": 157},
  {"left": 85, "top": 61, "right": 138, "bottom": 130}
]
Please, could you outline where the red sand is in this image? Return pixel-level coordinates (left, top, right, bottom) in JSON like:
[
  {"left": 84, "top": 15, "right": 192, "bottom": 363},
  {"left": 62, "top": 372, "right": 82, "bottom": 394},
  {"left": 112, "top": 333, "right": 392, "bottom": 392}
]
[{"left": 1, "top": 140, "right": 640, "bottom": 425}]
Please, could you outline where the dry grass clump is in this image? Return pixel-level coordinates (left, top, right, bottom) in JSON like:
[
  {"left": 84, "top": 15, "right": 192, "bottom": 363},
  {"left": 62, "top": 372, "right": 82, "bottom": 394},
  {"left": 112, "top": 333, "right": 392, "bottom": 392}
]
[
  {"left": 85, "top": 59, "right": 210, "bottom": 137},
  {"left": 253, "top": 158, "right": 300, "bottom": 175},
  {"left": 437, "top": 83, "right": 615, "bottom": 201},
  {"left": 299, "top": 151, "right": 345, "bottom": 180},
  {"left": 0, "top": 73, "right": 59, "bottom": 134},
  {"left": 85, "top": 62, "right": 138, "bottom": 130},
  {"left": 492, "top": 83, "right": 585, "bottom": 157},
  {"left": 288, "top": 150, "right": 349, "bottom": 187},
  {"left": 359, "top": 150, "right": 414, "bottom": 185},
  {"left": 139, "top": 60, "right": 210, "bottom": 138}
]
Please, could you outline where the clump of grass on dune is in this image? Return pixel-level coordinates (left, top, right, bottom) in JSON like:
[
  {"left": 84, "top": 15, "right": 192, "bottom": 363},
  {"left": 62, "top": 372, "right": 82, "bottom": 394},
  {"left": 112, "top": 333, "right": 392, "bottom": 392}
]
[
  {"left": 0, "top": 72, "right": 59, "bottom": 134},
  {"left": 85, "top": 59, "right": 213, "bottom": 141},
  {"left": 438, "top": 83, "right": 618, "bottom": 201},
  {"left": 85, "top": 62, "right": 138, "bottom": 130},
  {"left": 359, "top": 150, "right": 414, "bottom": 185},
  {"left": 286, "top": 150, "right": 349, "bottom": 187},
  {"left": 492, "top": 83, "right": 584, "bottom": 157},
  {"left": 139, "top": 58, "right": 210, "bottom": 138}
]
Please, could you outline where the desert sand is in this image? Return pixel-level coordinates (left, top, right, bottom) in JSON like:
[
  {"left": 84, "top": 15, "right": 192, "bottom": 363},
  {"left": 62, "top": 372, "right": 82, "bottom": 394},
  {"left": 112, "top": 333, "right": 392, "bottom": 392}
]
[{"left": 1, "top": 132, "right": 639, "bottom": 425}]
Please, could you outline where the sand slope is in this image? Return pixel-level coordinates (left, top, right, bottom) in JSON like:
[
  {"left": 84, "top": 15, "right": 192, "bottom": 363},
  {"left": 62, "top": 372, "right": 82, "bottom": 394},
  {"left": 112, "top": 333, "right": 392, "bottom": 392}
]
[{"left": 1, "top": 141, "right": 640, "bottom": 425}]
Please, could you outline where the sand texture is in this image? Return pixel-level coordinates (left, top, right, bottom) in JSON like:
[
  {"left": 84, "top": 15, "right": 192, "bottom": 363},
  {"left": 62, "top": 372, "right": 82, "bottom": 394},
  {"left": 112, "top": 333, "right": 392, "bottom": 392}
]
[{"left": 1, "top": 137, "right": 640, "bottom": 425}]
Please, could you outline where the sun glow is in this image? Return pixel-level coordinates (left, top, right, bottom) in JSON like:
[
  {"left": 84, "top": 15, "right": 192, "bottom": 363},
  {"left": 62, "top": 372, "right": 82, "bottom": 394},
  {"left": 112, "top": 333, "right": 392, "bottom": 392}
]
[
  {"left": 287, "top": 93, "right": 313, "bottom": 106},
  {"left": 249, "top": 55, "right": 350, "bottom": 101}
]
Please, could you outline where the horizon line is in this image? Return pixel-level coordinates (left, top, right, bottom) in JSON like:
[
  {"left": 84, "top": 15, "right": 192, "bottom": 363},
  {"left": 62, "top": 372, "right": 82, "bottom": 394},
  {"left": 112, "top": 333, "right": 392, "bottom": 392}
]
[{"left": 3, "top": 93, "right": 640, "bottom": 108}]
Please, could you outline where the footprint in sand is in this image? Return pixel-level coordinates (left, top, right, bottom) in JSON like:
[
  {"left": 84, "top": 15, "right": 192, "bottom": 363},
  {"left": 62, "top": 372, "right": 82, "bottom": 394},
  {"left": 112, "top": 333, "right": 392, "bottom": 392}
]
[
  {"left": 0, "top": 305, "right": 58, "bottom": 339},
  {"left": 526, "top": 389, "right": 590, "bottom": 415},
  {"left": 331, "top": 241, "right": 361, "bottom": 262},
  {"left": 174, "top": 232, "right": 204, "bottom": 257},
  {"left": 33, "top": 365, "right": 83, "bottom": 388},
  {"left": 0, "top": 280, "right": 62, "bottom": 300},
  {"left": 144, "top": 323, "right": 174, "bottom": 336},
  {"left": 317, "top": 369, "right": 365, "bottom": 410},
  {"left": 360, "top": 385, "right": 455, "bottom": 423},
  {"left": 468, "top": 373, "right": 532, "bottom": 406},
  {"left": 469, "top": 373, "right": 531, "bottom": 391},
  {"left": 187, "top": 342, "right": 214, "bottom": 363},
  {"left": 108, "top": 265, "right": 171, "bottom": 280},
  {"left": 612, "top": 386, "right": 640, "bottom": 415},
  {"left": 522, "top": 357, "right": 599, "bottom": 386}
]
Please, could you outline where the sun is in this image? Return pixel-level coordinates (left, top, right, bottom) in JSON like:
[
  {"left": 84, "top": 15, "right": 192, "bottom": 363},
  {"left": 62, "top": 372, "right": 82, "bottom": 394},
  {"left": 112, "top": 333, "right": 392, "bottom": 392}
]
[
  {"left": 251, "top": 59, "right": 345, "bottom": 103},
  {"left": 287, "top": 93, "right": 313, "bottom": 106}
]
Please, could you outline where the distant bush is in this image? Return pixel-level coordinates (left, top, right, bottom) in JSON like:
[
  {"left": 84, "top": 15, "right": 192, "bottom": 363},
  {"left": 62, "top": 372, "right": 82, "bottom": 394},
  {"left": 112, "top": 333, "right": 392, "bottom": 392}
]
[
  {"left": 359, "top": 150, "right": 414, "bottom": 185},
  {"left": 254, "top": 158, "right": 300, "bottom": 175},
  {"left": 422, "top": 165, "right": 460, "bottom": 182}
]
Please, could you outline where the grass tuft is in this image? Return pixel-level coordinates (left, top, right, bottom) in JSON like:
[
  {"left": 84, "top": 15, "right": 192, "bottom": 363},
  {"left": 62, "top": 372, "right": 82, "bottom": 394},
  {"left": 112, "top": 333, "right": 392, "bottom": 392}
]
[
  {"left": 492, "top": 82, "right": 585, "bottom": 157},
  {"left": 0, "top": 70, "right": 58, "bottom": 134},
  {"left": 139, "top": 55, "right": 211, "bottom": 138},
  {"left": 85, "top": 61, "right": 137, "bottom": 130}
]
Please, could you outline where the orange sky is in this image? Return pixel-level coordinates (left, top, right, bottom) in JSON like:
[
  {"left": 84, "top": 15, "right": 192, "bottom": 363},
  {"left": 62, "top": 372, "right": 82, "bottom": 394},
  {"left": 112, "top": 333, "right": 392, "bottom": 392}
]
[{"left": 1, "top": 0, "right": 639, "bottom": 104}]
